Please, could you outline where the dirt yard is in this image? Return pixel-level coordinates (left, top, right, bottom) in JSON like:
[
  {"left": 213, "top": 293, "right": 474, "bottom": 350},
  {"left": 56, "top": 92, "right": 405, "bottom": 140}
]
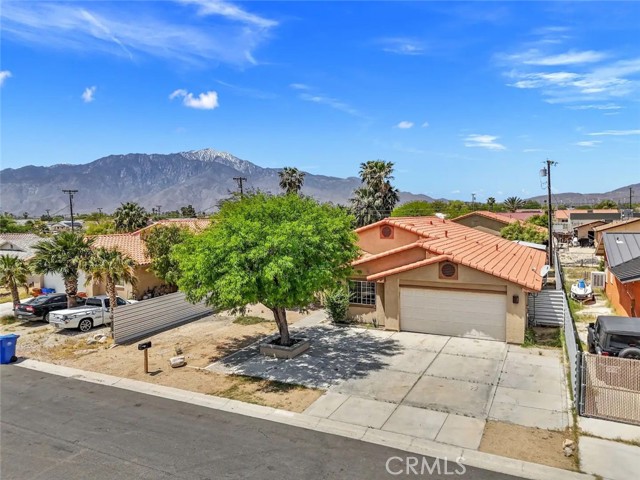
[
  {"left": 480, "top": 421, "right": 577, "bottom": 470},
  {"left": 1, "top": 305, "right": 323, "bottom": 412}
]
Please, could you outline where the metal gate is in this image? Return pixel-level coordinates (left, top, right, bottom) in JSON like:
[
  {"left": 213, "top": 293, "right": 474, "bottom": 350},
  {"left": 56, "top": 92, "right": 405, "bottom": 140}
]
[{"left": 581, "top": 353, "right": 640, "bottom": 425}]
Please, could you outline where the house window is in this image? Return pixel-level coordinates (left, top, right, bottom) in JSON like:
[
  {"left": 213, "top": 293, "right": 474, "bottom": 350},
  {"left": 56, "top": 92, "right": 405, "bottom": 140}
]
[{"left": 349, "top": 280, "right": 376, "bottom": 306}]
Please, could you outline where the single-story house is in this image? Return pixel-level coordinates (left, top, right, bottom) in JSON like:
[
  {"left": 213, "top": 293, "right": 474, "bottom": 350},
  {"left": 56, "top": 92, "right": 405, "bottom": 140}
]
[
  {"left": 349, "top": 217, "right": 546, "bottom": 344},
  {"left": 602, "top": 232, "right": 640, "bottom": 317},
  {"left": 49, "top": 220, "right": 84, "bottom": 232},
  {"left": 574, "top": 220, "right": 607, "bottom": 242},
  {"left": 452, "top": 210, "right": 546, "bottom": 237},
  {"left": 554, "top": 209, "right": 620, "bottom": 233},
  {"left": 0, "top": 233, "right": 45, "bottom": 288},
  {"left": 131, "top": 218, "right": 211, "bottom": 236},
  {"left": 594, "top": 217, "right": 640, "bottom": 255}
]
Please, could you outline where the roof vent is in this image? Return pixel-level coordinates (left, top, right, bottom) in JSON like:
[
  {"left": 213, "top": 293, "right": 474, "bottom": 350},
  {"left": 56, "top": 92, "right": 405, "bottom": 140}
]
[
  {"left": 380, "top": 225, "right": 394, "bottom": 239},
  {"left": 444, "top": 230, "right": 448, "bottom": 237},
  {"left": 440, "top": 262, "right": 458, "bottom": 279},
  {"left": 496, "top": 244, "right": 499, "bottom": 251}
]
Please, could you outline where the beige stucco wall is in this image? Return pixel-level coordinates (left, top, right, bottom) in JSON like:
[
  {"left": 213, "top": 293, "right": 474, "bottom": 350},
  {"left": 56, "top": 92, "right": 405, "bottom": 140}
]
[
  {"left": 354, "top": 247, "right": 428, "bottom": 277},
  {"left": 85, "top": 265, "right": 164, "bottom": 300},
  {"left": 453, "top": 216, "right": 507, "bottom": 236},
  {"left": 357, "top": 225, "right": 419, "bottom": 254},
  {"left": 575, "top": 222, "right": 605, "bottom": 239},
  {"left": 350, "top": 262, "right": 527, "bottom": 344}
]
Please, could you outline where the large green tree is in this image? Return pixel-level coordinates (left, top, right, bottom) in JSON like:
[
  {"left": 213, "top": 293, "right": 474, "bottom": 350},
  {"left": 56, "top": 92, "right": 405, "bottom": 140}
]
[
  {"left": 500, "top": 223, "right": 547, "bottom": 244},
  {"left": 278, "top": 167, "right": 306, "bottom": 195},
  {"left": 487, "top": 197, "right": 496, "bottom": 211},
  {"left": 173, "top": 193, "right": 359, "bottom": 346},
  {"left": 113, "top": 202, "right": 149, "bottom": 233},
  {"left": 391, "top": 201, "right": 435, "bottom": 217},
  {"left": 180, "top": 205, "right": 197, "bottom": 218},
  {"left": 31, "top": 232, "right": 94, "bottom": 307},
  {"left": 594, "top": 199, "right": 617, "bottom": 209},
  {"left": 503, "top": 196, "right": 525, "bottom": 212},
  {"left": 0, "top": 215, "right": 28, "bottom": 233},
  {"left": 141, "top": 225, "right": 190, "bottom": 286},
  {"left": 0, "top": 255, "right": 31, "bottom": 306},
  {"left": 350, "top": 160, "right": 399, "bottom": 227},
  {"left": 82, "top": 248, "right": 137, "bottom": 335}
]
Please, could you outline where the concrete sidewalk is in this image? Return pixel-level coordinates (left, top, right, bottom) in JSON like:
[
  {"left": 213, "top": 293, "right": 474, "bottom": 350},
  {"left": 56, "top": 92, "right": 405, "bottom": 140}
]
[{"left": 13, "top": 359, "right": 591, "bottom": 480}]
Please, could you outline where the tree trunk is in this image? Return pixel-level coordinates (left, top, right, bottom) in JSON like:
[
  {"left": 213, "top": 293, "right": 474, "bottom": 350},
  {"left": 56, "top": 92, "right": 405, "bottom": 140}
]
[
  {"left": 271, "top": 307, "right": 291, "bottom": 346},
  {"left": 9, "top": 279, "right": 20, "bottom": 307},
  {"left": 106, "top": 276, "right": 117, "bottom": 338},
  {"left": 64, "top": 275, "right": 78, "bottom": 308}
]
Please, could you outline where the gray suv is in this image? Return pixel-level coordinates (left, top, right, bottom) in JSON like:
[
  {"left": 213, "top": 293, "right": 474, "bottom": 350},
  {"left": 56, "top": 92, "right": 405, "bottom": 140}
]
[{"left": 588, "top": 316, "right": 640, "bottom": 359}]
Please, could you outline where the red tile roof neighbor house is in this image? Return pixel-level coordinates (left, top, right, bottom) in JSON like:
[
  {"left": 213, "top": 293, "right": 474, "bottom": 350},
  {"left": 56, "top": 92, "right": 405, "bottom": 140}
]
[
  {"left": 355, "top": 217, "right": 547, "bottom": 291},
  {"left": 92, "top": 234, "right": 150, "bottom": 265},
  {"left": 132, "top": 218, "right": 211, "bottom": 236}
]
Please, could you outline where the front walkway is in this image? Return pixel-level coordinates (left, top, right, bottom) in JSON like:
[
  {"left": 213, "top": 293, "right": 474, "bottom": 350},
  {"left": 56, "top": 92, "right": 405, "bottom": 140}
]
[{"left": 207, "top": 321, "right": 570, "bottom": 450}]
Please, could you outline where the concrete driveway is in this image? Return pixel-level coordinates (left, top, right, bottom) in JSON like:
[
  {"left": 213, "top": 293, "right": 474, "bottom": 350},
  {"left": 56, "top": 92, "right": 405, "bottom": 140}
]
[{"left": 208, "top": 324, "right": 569, "bottom": 448}]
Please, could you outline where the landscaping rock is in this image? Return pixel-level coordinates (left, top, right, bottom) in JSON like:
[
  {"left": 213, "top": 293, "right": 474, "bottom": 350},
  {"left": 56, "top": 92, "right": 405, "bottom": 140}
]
[
  {"left": 563, "top": 439, "right": 575, "bottom": 449},
  {"left": 563, "top": 446, "right": 574, "bottom": 457},
  {"left": 169, "top": 356, "right": 186, "bottom": 368},
  {"left": 86, "top": 338, "right": 97, "bottom": 345}
]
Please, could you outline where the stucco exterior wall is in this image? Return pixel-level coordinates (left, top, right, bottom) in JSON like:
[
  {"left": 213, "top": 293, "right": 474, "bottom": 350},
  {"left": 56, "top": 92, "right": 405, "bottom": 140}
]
[
  {"left": 575, "top": 222, "right": 605, "bottom": 239},
  {"left": 354, "top": 247, "right": 428, "bottom": 277},
  {"left": 355, "top": 262, "right": 527, "bottom": 343},
  {"left": 357, "top": 225, "right": 419, "bottom": 254},
  {"left": 453, "top": 216, "right": 507, "bottom": 236},
  {"left": 85, "top": 265, "right": 164, "bottom": 300},
  {"left": 605, "top": 269, "right": 639, "bottom": 317}
]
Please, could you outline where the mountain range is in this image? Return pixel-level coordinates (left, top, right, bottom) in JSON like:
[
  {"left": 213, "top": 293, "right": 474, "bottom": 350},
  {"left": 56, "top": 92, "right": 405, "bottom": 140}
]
[
  {"left": 529, "top": 183, "right": 639, "bottom": 207},
  {"left": 0, "top": 148, "right": 434, "bottom": 215}
]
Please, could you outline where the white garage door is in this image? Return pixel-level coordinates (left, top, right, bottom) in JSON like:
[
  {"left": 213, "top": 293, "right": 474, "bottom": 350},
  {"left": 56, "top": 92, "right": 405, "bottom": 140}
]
[{"left": 400, "top": 287, "right": 507, "bottom": 341}]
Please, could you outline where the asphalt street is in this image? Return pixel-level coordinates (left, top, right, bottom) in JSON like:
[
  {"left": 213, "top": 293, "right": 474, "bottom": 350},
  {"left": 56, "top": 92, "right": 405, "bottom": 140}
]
[{"left": 0, "top": 366, "right": 522, "bottom": 480}]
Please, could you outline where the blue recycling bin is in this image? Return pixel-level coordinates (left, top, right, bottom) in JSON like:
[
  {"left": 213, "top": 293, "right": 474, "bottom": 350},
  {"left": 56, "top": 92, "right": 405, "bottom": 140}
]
[{"left": 0, "top": 334, "right": 20, "bottom": 364}]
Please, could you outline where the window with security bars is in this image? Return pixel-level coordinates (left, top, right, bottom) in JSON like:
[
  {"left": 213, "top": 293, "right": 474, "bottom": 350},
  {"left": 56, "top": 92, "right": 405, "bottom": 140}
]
[{"left": 349, "top": 280, "right": 376, "bottom": 306}]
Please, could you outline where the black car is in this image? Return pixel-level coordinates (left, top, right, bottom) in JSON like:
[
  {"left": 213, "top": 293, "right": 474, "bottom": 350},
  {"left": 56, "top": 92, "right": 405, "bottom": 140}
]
[
  {"left": 13, "top": 294, "right": 86, "bottom": 323},
  {"left": 588, "top": 316, "right": 640, "bottom": 359}
]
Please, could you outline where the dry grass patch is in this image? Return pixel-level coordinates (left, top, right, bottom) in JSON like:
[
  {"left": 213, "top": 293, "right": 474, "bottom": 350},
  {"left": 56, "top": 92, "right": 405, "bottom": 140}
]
[{"left": 480, "top": 421, "right": 577, "bottom": 471}]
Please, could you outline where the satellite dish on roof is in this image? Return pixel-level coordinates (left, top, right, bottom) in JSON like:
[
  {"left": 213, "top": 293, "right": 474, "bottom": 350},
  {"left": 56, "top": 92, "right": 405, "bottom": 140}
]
[{"left": 540, "top": 265, "right": 550, "bottom": 277}]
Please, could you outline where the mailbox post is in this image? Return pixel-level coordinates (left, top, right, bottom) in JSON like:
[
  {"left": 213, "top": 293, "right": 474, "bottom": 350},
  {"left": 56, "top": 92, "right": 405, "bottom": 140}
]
[{"left": 138, "top": 341, "right": 152, "bottom": 373}]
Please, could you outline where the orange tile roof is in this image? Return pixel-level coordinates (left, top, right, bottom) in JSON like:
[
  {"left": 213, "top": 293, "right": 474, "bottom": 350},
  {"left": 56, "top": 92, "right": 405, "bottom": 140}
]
[
  {"left": 355, "top": 217, "right": 547, "bottom": 291},
  {"left": 555, "top": 209, "right": 619, "bottom": 220},
  {"left": 367, "top": 255, "right": 452, "bottom": 281},
  {"left": 132, "top": 218, "right": 211, "bottom": 236},
  {"left": 92, "top": 234, "right": 150, "bottom": 265}
]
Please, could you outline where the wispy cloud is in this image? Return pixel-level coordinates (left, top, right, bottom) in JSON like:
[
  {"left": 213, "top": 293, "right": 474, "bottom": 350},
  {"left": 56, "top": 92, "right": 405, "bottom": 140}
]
[
  {"left": 298, "top": 93, "right": 361, "bottom": 116},
  {"left": 82, "top": 86, "right": 97, "bottom": 103},
  {"left": 523, "top": 148, "right": 545, "bottom": 153},
  {"left": 396, "top": 121, "right": 414, "bottom": 129},
  {"left": 216, "top": 80, "right": 276, "bottom": 100},
  {"left": 0, "top": 70, "right": 12, "bottom": 87},
  {"left": 289, "top": 83, "right": 310, "bottom": 90},
  {"left": 378, "top": 37, "right": 425, "bottom": 56},
  {"left": 0, "top": 1, "right": 276, "bottom": 66},
  {"left": 170, "top": 89, "right": 219, "bottom": 110},
  {"left": 567, "top": 103, "right": 622, "bottom": 110},
  {"left": 506, "top": 49, "right": 607, "bottom": 66},
  {"left": 575, "top": 140, "right": 601, "bottom": 147},
  {"left": 464, "top": 134, "right": 506, "bottom": 151},
  {"left": 421, "top": 121, "right": 430, "bottom": 128},
  {"left": 587, "top": 129, "right": 640, "bottom": 136},
  {"left": 451, "top": 189, "right": 461, "bottom": 194}
]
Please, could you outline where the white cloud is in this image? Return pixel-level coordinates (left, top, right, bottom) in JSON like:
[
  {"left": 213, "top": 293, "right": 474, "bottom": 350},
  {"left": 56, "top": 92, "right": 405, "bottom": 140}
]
[
  {"left": 170, "top": 89, "right": 219, "bottom": 110},
  {"left": 378, "top": 37, "right": 425, "bottom": 56},
  {"left": 421, "top": 121, "right": 429, "bottom": 128},
  {"left": 0, "top": 70, "right": 11, "bottom": 86},
  {"left": 82, "top": 85, "right": 97, "bottom": 103},
  {"left": 464, "top": 134, "right": 506, "bottom": 151},
  {"left": 567, "top": 104, "right": 621, "bottom": 110},
  {"left": 587, "top": 129, "right": 640, "bottom": 136},
  {"left": 396, "top": 121, "right": 414, "bottom": 129},
  {"left": 289, "top": 83, "right": 310, "bottom": 90},
  {"left": 0, "top": 1, "right": 276, "bottom": 66},
  {"left": 511, "top": 49, "right": 607, "bottom": 66},
  {"left": 575, "top": 140, "right": 601, "bottom": 147},
  {"left": 451, "top": 189, "right": 461, "bottom": 194},
  {"left": 298, "top": 92, "right": 361, "bottom": 117}
]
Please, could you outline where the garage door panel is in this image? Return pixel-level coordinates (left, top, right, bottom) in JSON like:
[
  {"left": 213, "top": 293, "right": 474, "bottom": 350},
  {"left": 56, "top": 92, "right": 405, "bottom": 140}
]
[{"left": 400, "top": 287, "right": 506, "bottom": 341}]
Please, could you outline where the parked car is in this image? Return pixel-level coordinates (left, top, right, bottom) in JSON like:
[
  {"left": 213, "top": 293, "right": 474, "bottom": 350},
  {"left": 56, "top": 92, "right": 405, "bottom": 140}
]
[
  {"left": 13, "top": 294, "right": 86, "bottom": 323},
  {"left": 587, "top": 316, "right": 640, "bottom": 359},
  {"left": 48, "top": 295, "right": 136, "bottom": 332}
]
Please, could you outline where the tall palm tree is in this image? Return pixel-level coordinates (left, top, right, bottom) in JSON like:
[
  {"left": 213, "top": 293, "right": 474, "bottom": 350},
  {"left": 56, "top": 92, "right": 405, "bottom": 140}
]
[
  {"left": 31, "top": 232, "right": 93, "bottom": 307},
  {"left": 487, "top": 197, "right": 496, "bottom": 211},
  {"left": 278, "top": 167, "right": 306, "bottom": 195},
  {"left": 113, "top": 202, "right": 149, "bottom": 233},
  {"left": 0, "top": 255, "right": 31, "bottom": 307},
  {"left": 350, "top": 160, "right": 399, "bottom": 227},
  {"left": 503, "top": 196, "right": 525, "bottom": 212},
  {"left": 82, "top": 247, "right": 137, "bottom": 337}
]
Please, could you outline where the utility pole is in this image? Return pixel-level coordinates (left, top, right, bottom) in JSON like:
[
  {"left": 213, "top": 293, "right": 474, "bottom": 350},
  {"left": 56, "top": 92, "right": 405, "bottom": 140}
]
[
  {"left": 45, "top": 209, "right": 50, "bottom": 220},
  {"left": 62, "top": 190, "right": 78, "bottom": 233},
  {"left": 630, "top": 187, "right": 633, "bottom": 210},
  {"left": 471, "top": 193, "right": 476, "bottom": 211},
  {"left": 543, "top": 160, "right": 557, "bottom": 267},
  {"left": 233, "top": 177, "right": 247, "bottom": 197},
  {"left": 97, "top": 207, "right": 103, "bottom": 216},
  {"left": 156, "top": 205, "right": 162, "bottom": 216}
]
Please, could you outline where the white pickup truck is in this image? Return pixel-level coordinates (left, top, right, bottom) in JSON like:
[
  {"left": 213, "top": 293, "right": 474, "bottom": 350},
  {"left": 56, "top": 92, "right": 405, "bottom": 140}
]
[{"left": 49, "top": 295, "right": 137, "bottom": 332}]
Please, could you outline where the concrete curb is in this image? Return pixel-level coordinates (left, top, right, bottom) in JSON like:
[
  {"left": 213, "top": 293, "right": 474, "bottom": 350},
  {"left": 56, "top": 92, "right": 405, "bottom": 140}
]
[{"left": 15, "top": 359, "right": 594, "bottom": 480}]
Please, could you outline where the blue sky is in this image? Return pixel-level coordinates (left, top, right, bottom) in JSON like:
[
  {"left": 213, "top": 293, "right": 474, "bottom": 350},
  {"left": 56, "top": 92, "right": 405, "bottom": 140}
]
[{"left": 1, "top": 1, "right": 639, "bottom": 201}]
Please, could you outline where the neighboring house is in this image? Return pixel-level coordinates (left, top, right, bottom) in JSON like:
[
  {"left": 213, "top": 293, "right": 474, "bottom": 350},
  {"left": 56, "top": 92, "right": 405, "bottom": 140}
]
[
  {"left": 601, "top": 233, "right": 640, "bottom": 317},
  {"left": 574, "top": 220, "right": 607, "bottom": 243},
  {"left": 49, "top": 220, "right": 84, "bottom": 232},
  {"left": 349, "top": 217, "right": 546, "bottom": 344},
  {"left": 594, "top": 217, "right": 640, "bottom": 256},
  {"left": 131, "top": 218, "right": 211, "bottom": 236},
  {"left": 452, "top": 210, "right": 546, "bottom": 237},
  {"left": 0, "top": 233, "right": 44, "bottom": 288},
  {"left": 554, "top": 209, "right": 620, "bottom": 233}
]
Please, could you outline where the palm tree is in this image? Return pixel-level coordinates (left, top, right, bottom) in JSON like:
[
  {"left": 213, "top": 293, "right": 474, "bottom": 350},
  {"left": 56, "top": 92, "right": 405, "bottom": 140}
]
[
  {"left": 278, "top": 167, "right": 306, "bottom": 195},
  {"left": 503, "top": 196, "right": 525, "bottom": 212},
  {"left": 487, "top": 197, "right": 496, "bottom": 211},
  {"left": 350, "top": 160, "right": 399, "bottom": 227},
  {"left": 82, "top": 247, "right": 137, "bottom": 337},
  {"left": 113, "top": 202, "right": 149, "bottom": 233},
  {"left": 31, "top": 232, "right": 93, "bottom": 307},
  {"left": 0, "top": 255, "right": 31, "bottom": 307}
]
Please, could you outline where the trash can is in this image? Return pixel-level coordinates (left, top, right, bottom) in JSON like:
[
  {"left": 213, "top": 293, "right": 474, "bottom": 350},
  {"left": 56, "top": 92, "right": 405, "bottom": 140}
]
[{"left": 0, "top": 334, "right": 20, "bottom": 364}]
